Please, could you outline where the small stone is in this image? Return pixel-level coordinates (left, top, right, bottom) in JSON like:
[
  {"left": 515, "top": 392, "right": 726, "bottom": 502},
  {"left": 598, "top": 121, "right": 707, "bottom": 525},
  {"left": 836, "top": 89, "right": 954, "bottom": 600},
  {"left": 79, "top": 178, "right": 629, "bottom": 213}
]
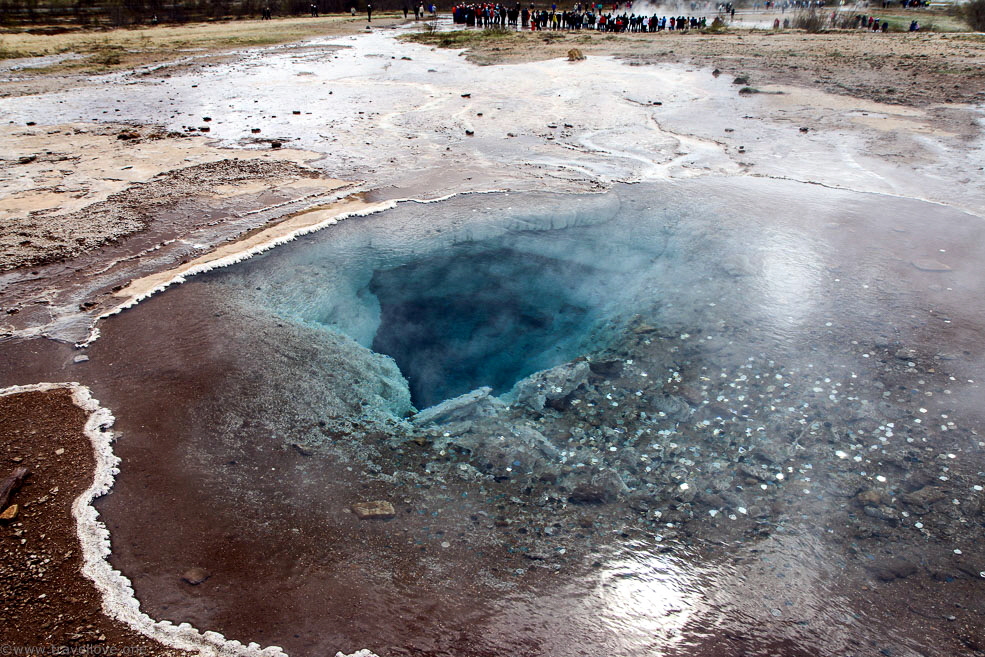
[
  {"left": 351, "top": 501, "right": 395, "bottom": 519},
  {"left": 55, "top": 448, "right": 65, "bottom": 456},
  {"left": 568, "top": 484, "right": 606, "bottom": 505},
  {"left": 270, "top": 141, "right": 282, "bottom": 149},
  {"left": 181, "top": 567, "right": 210, "bottom": 585},
  {"left": 73, "top": 355, "right": 89, "bottom": 364},
  {"left": 18, "top": 155, "right": 37, "bottom": 164},
  {"left": 856, "top": 489, "right": 882, "bottom": 506},
  {"left": 0, "top": 505, "right": 18, "bottom": 522},
  {"left": 894, "top": 348, "right": 918, "bottom": 360},
  {"left": 251, "top": 128, "right": 261, "bottom": 134},
  {"left": 461, "top": 93, "right": 471, "bottom": 98},
  {"left": 911, "top": 259, "right": 951, "bottom": 272},
  {"left": 202, "top": 117, "right": 212, "bottom": 121},
  {"left": 465, "top": 129, "right": 474, "bottom": 136},
  {"left": 292, "top": 110, "right": 301, "bottom": 114}
]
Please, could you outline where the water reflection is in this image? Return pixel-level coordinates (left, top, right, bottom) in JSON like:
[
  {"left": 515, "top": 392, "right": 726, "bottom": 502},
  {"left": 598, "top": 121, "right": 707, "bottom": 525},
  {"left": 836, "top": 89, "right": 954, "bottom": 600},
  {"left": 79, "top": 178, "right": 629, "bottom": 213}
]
[{"left": 594, "top": 540, "right": 703, "bottom": 652}]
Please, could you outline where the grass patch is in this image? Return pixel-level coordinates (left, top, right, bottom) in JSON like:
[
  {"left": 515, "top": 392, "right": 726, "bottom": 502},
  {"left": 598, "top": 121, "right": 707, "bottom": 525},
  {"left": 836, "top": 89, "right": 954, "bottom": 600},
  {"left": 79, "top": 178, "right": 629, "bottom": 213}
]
[
  {"left": 961, "top": 0, "right": 985, "bottom": 30},
  {"left": 403, "top": 27, "right": 517, "bottom": 49},
  {"left": 0, "top": 15, "right": 379, "bottom": 72}
]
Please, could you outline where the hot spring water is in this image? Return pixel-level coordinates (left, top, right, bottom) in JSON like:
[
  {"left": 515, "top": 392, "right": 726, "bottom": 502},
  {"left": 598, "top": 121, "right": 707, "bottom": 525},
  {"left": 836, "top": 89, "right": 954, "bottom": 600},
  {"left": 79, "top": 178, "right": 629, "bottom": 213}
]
[{"left": 79, "top": 178, "right": 985, "bottom": 657}]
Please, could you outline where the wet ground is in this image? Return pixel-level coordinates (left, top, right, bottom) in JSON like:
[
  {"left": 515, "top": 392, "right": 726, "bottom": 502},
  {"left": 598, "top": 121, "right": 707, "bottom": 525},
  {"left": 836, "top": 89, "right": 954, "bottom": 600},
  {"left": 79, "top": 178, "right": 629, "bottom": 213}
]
[{"left": 1, "top": 18, "right": 985, "bottom": 657}]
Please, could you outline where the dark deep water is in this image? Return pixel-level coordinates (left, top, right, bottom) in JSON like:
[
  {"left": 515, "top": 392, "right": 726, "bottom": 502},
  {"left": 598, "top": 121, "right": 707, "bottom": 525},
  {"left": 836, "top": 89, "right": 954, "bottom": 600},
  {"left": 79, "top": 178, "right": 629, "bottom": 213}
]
[
  {"left": 3, "top": 178, "right": 985, "bottom": 657},
  {"left": 370, "top": 246, "right": 609, "bottom": 408}
]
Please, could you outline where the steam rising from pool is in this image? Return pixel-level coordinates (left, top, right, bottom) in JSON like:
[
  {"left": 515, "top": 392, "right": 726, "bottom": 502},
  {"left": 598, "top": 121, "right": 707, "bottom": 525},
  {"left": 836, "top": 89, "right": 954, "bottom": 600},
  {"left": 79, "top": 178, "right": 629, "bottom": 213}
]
[
  {"left": 83, "top": 178, "right": 985, "bottom": 657},
  {"left": 212, "top": 189, "right": 673, "bottom": 412}
]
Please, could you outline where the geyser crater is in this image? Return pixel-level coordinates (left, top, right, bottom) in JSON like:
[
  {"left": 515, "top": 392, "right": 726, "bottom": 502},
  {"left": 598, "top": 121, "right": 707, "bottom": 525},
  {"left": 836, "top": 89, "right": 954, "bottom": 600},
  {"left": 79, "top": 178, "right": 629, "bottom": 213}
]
[{"left": 368, "top": 244, "right": 614, "bottom": 409}]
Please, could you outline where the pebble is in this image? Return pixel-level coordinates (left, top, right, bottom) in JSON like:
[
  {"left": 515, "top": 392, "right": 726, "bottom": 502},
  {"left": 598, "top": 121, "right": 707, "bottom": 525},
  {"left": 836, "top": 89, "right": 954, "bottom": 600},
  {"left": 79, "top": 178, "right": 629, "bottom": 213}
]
[
  {"left": 351, "top": 500, "right": 396, "bottom": 520},
  {"left": 180, "top": 567, "right": 209, "bottom": 585}
]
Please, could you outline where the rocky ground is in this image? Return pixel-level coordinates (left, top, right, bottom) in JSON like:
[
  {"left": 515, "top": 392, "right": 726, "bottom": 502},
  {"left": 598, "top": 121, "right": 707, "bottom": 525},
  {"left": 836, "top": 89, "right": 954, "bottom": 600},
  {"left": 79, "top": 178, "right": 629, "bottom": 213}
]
[
  {"left": 1, "top": 13, "right": 984, "bottom": 657},
  {"left": 0, "top": 389, "right": 191, "bottom": 655}
]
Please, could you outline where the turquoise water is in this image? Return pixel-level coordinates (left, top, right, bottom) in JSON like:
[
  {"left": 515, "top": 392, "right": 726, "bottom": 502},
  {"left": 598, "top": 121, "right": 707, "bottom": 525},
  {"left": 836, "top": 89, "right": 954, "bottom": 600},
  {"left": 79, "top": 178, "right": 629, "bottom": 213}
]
[{"left": 73, "top": 178, "right": 985, "bottom": 657}]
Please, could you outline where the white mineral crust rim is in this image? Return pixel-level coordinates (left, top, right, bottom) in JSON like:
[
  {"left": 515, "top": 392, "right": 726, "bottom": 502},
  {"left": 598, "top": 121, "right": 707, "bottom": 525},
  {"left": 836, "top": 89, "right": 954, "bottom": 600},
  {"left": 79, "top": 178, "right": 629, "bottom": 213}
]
[{"left": 0, "top": 382, "right": 377, "bottom": 657}]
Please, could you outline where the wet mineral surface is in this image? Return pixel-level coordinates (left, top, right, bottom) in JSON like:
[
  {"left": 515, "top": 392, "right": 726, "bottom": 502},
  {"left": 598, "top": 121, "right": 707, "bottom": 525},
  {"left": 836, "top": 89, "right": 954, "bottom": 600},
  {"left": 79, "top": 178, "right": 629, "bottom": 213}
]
[
  {"left": 1, "top": 20, "right": 984, "bottom": 657},
  {"left": 3, "top": 180, "right": 980, "bottom": 656}
]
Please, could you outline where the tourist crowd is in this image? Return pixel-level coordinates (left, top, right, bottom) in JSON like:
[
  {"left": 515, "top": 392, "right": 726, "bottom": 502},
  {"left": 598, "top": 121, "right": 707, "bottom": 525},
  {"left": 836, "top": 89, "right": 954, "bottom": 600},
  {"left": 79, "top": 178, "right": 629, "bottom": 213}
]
[{"left": 451, "top": 2, "right": 721, "bottom": 31}]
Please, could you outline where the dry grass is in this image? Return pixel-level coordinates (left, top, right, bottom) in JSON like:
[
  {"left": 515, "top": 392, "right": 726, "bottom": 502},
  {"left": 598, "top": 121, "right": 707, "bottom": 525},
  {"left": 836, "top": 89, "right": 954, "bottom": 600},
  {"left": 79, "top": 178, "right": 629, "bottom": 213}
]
[{"left": 0, "top": 14, "right": 402, "bottom": 72}]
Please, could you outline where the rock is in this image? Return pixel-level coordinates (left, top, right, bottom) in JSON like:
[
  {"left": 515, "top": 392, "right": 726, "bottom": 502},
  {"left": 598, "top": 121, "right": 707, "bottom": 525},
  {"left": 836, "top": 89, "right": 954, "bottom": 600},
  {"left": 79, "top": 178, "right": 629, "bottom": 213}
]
[
  {"left": 181, "top": 567, "right": 210, "bottom": 585},
  {"left": 894, "top": 348, "right": 918, "bottom": 360},
  {"left": 270, "top": 141, "right": 282, "bottom": 149},
  {"left": 351, "top": 500, "right": 395, "bottom": 520},
  {"left": 73, "top": 355, "right": 89, "bottom": 364},
  {"left": 592, "top": 469, "right": 631, "bottom": 498},
  {"left": 732, "top": 76, "right": 749, "bottom": 85},
  {"left": 461, "top": 93, "right": 471, "bottom": 98},
  {"left": 567, "top": 48, "right": 585, "bottom": 61},
  {"left": 901, "top": 486, "right": 946, "bottom": 513},
  {"left": 721, "top": 254, "right": 755, "bottom": 277},
  {"left": 251, "top": 128, "right": 261, "bottom": 134},
  {"left": 863, "top": 505, "right": 897, "bottom": 522},
  {"left": 292, "top": 110, "right": 301, "bottom": 115},
  {"left": 412, "top": 387, "right": 506, "bottom": 427},
  {"left": 465, "top": 425, "right": 561, "bottom": 477},
  {"left": 712, "top": 68, "right": 721, "bottom": 77},
  {"left": 199, "top": 126, "right": 210, "bottom": 132},
  {"left": 588, "top": 359, "right": 623, "bottom": 378},
  {"left": 649, "top": 394, "right": 691, "bottom": 422},
  {"left": 18, "top": 155, "right": 37, "bottom": 164},
  {"left": 856, "top": 489, "right": 883, "bottom": 506},
  {"left": 799, "top": 126, "right": 809, "bottom": 133},
  {"left": 0, "top": 504, "right": 18, "bottom": 522},
  {"left": 911, "top": 259, "right": 951, "bottom": 272},
  {"left": 465, "top": 129, "right": 474, "bottom": 136},
  {"left": 203, "top": 117, "right": 212, "bottom": 121},
  {"left": 569, "top": 484, "right": 606, "bottom": 505},
  {"left": 55, "top": 448, "right": 65, "bottom": 456},
  {"left": 511, "top": 361, "right": 590, "bottom": 411}
]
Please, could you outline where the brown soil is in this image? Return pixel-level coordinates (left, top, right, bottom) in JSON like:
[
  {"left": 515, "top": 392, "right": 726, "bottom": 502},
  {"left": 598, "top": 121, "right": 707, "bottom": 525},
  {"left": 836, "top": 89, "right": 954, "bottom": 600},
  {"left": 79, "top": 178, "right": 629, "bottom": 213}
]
[
  {"left": 0, "top": 389, "right": 190, "bottom": 655},
  {"left": 416, "top": 29, "right": 985, "bottom": 108}
]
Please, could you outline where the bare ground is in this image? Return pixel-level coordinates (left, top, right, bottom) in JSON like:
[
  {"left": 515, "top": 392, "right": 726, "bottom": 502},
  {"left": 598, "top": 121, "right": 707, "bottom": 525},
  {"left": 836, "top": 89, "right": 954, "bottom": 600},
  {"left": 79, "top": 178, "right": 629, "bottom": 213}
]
[
  {"left": 1, "top": 17, "right": 984, "bottom": 657},
  {"left": 409, "top": 28, "right": 985, "bottom": 109}
]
